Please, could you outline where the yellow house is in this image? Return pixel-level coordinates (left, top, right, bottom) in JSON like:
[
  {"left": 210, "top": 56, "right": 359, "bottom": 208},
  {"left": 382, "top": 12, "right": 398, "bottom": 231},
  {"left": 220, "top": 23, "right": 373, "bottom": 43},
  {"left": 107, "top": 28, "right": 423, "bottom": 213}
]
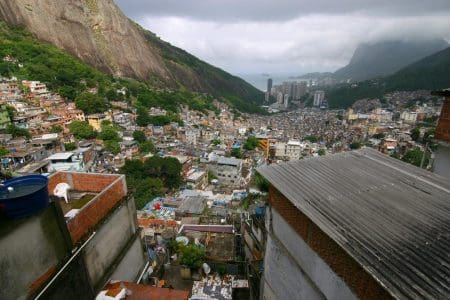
[{"left": 86, "top": 112, "right": 112, "bottom": 131}]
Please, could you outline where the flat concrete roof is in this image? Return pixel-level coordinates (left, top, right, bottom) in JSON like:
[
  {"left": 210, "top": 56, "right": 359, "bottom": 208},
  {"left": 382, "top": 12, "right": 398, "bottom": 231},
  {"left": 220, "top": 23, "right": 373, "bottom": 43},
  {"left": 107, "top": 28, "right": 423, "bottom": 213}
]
[{"left": 47, "top": 152, "right": 74, "bottom": 160}]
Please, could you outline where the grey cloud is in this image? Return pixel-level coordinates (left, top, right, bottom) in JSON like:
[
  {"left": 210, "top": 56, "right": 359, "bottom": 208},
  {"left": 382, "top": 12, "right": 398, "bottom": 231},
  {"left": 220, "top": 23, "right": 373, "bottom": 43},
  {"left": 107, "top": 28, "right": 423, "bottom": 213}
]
[
  {"left": 114, "top": 1, "right": 450, "bottom": 75},
  {"left": 116, "top": 0, "right": 450, "bottom": 22}
]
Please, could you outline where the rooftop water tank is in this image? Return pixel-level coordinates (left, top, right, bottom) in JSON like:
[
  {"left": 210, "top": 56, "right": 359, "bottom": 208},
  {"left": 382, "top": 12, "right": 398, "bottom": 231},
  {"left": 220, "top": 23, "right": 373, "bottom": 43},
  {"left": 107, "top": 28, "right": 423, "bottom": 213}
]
[{"left": 0, "top": 175, "right": 49, "bottom": 219}]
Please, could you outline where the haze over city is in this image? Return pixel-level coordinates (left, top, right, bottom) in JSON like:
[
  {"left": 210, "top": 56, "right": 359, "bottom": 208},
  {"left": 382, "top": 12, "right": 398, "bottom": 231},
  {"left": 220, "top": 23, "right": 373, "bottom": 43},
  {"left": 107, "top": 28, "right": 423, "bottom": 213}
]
[{"left": 116, "top": 0, "right": 450, "bottom": 77}]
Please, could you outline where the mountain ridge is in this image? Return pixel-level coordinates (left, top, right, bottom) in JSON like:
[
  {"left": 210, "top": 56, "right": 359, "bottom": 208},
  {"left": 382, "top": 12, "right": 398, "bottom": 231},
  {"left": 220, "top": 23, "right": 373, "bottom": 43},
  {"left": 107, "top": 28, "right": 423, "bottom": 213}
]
[
  {"left": 0, "top": 0, "right": 263, "bottom": 111},
  {"left": 334, "top": 39, "right": 449, "bottom": 81},
  {"left": 327, "top": 46, "right": 450, "bottom": 108}
]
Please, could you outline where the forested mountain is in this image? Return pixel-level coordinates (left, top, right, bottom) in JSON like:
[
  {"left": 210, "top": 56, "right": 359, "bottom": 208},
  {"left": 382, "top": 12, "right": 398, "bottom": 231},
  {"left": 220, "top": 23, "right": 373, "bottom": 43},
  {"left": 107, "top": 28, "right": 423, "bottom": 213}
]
[
  {"left": 334, "top": 39, "right": 448, "bottom": 81},
  {"left": 327, "top": 46, "right": 450, "bottom": 108}
]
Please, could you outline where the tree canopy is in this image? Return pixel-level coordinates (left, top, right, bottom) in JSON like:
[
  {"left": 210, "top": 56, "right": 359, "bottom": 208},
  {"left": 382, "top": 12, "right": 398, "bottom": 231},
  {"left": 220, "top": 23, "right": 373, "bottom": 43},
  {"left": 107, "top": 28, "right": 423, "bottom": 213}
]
[
  {"left": 244, "top": 136, "right": 259, "bottom": 151},
  {"left": 303, "top": 135, "right": 318, "bottom": 143},
  {"left": 402, "top": 148, "right": 429, "bottom": 168},
  {"left": 120, "top": 156, "right": 183, "bottom": 209},
  {"left": 133, "top": 130, "right": 147, "bottom": 144},
  {"left": 98, "top": 123, "right": 120, "bottom": 141},
  {"left": 4, "top": 124, "right": 30, "bottom": 139},
  {"left": 75, "top": 92, "right": 109, "bottom": 114},
  {"left": 230, "top": 148, "right": 242, "bottom": 159},
  {"left": 69, "top": 121, "right": 96, "bottom": 140}
]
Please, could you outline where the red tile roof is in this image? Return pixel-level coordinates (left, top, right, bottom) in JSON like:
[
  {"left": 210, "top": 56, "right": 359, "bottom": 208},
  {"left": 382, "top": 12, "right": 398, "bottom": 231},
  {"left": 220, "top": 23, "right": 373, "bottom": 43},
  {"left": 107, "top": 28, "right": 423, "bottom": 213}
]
[
  {"left": 138, "top": 218, "right": 178, "bottom": 227},
  {"left": 103, "top": 282, "right": 190, "bottom": 300}
]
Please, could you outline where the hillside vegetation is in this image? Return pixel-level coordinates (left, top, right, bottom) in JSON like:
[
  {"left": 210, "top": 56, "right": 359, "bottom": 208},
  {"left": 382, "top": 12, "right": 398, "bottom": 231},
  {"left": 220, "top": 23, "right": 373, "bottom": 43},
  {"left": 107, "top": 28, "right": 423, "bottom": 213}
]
[
  {"left": 0, "top": 22, "right": 263, "bottom": 113},
  {"left": 0, "top": 0, "right": 264, "bottom": 113}
]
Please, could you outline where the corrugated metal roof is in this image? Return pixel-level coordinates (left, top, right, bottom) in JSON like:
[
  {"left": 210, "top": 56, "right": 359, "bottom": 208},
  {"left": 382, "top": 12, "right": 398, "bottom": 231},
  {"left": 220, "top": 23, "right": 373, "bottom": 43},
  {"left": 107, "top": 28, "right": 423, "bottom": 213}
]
[
  {"left": 176, "top": 196, "right": 206, "bottom": 215},
  {"left": 258, "top": 148, "right": 450, "bottom": 300},
  {"left": 218, "top": 156, "right": 242, "bottom": 166}
]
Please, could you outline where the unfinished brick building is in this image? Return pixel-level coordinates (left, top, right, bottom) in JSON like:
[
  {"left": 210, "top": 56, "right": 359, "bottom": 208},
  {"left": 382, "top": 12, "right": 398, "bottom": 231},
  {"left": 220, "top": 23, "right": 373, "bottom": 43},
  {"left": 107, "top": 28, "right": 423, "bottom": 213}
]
[{"left": 0, "top": 172, "right": 146, "bottom": 300}]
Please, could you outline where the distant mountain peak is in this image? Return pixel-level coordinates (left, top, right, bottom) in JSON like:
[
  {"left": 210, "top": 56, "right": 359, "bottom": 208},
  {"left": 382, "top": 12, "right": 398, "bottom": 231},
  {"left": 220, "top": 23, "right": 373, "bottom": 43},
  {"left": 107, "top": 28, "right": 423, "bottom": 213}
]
[{"left": 334, "top": 39, "right": 449, "bottom": 81}]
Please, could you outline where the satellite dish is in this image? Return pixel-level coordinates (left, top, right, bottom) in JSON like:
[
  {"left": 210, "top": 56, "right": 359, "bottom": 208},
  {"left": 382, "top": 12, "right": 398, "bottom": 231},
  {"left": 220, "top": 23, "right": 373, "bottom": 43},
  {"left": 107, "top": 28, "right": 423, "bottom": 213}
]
[
  {"left": 53, "top": 183, "right": 71, "bottom": 203},
  {"left": 176, "top": 236, "right": 189, "bottom": 246}
]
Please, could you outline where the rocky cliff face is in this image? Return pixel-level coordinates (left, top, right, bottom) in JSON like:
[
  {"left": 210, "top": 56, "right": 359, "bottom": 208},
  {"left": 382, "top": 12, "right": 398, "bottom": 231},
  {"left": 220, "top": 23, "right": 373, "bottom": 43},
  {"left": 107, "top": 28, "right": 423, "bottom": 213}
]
[
  {"left": 0, "top": 0, "right": 263, "bottom": 107},
  {"left": 0, "top": 0, "right": 168, "bottom": 79}
]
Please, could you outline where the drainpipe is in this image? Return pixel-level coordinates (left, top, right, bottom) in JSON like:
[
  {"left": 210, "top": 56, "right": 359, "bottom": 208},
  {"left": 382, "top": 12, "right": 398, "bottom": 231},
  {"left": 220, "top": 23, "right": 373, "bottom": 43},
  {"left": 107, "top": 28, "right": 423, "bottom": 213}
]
[{"left": 136, "top": 261, "right": 151, "bottom": 284}]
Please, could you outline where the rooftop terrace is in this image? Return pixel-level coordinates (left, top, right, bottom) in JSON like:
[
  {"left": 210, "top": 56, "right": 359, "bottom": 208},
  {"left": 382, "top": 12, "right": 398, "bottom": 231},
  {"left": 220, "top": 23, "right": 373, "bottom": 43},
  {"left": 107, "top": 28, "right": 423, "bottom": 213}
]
[{"left": 48, "top": 172, "right": 127, "bottom": 244}]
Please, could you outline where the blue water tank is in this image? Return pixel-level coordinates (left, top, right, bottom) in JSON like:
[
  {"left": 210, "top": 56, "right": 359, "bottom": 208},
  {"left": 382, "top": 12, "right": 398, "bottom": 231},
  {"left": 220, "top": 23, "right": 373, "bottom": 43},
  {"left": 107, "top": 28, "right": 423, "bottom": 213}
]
[
  {"left": 0, "top": 175, "right": 49, "bottom": 219},
  {"left": 255, "top": 206, "right": 265, "bottom": 217}
]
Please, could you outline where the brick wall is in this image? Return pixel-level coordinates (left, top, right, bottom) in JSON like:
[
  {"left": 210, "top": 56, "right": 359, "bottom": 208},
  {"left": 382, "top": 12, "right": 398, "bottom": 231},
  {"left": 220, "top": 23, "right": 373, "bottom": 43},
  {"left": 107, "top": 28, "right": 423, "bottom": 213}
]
[
  {"left": 70, "top": 172, "right": 118, "bottom": 192},
  {"left": 436, "top": 97, "right": 450, "bottom": 142},
  {"left": 47, "top": 172, "right": 68, "bottom": 194},
  {"left": 48, "top": 172, "right": 119, "bottom": 194},
  {"left": 48, "top": 172, "right": 127, "bottom": 244},
  {"left": 268, "top": 185, "right": 392, "bottom": 300}
]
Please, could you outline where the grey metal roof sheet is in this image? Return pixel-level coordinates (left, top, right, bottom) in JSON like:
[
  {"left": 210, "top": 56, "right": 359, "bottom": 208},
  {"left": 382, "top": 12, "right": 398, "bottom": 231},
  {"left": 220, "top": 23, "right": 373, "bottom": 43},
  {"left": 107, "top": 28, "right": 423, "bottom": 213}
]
[
  {"left": 176, "top": 196, "right": 206, "bottom": 215},
  {"left": 217, "top": 156, "right": 242, "bottom": 166},
  {"left": 257, "top": 148, "right": 450, "bottom": 300}
]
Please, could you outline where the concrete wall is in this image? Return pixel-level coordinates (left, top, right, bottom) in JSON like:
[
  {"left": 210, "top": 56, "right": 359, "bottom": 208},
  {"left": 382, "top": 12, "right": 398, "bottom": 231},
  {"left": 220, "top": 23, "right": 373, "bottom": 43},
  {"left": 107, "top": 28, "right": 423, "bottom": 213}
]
[
  {"left": 263, "top": 208, "right": 357, "bottom": 300},
  {"left": 42, "top": 256, "right": 94, "bottom": 300},
  {"left": 109, "top": 235, "right": 146, "bottom": 282},
  {"left": 263, "top": 235, "right": 324, "bottom": 300},
  {"left": 0, "top": 205, "right": 69, "bottom": 300},
  {"left": 1, "top": 173, "right": 143, "bottom": 299},
  {"left": 433, "top": 144, "right": 450, "bottom": 180},
  {"left": 266, "top": 186, "right": 392, "bottom": 299},
  {"left": 83, "top": 197, "right": 142, "bottom": 290}
]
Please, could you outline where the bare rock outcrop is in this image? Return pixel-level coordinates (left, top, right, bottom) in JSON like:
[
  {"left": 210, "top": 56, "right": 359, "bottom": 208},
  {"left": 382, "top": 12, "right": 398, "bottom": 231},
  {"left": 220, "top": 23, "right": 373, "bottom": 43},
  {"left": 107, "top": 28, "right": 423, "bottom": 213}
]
[{"left": 0, "top": 0, "right": 169, "bottom": 80}]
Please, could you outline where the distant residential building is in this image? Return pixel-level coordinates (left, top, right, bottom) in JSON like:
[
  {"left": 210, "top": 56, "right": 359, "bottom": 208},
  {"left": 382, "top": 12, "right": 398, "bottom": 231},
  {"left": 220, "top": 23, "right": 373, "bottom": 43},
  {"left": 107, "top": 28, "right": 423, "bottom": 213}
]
[
  {"left": 185, "top": 128, "right": 198, "bottom": 145},
  {"left": 272, "top": 141, "right": 287, "bottom": 159},
  {"left": 46, "top": 152, "right": 85, "bottom": 172},
  {"left": 209, "top": 156, "right": 243, "bottom": 186},
  {"left": 400, "top": 111, "right": 418, "bottom": 124},
  {"left": 346, "top": 108, "right": 358, "bottom": 121},
  {"left": 86, "top": 113, "right": 111, "bottom": 131},
  {"left": 285, "top": 140, "right": 302, "bottom": 160},
  {"left": 313, "top": 90, "right": 325, "bottom": 107},
  {"left": 283, "top": 94, "right": 289, "bottom": 109},
  {"left": 265, "top": 78, "right": 273, "bottom": 103},
  {"left": 292, "top": 81, "right": 307, "bottom": 100},
  {"left": 378, "top": 138, "right": 398, "bottom": 154},
  {"left": 276, "top": 92, "right": 284, "bottom": 105},
  {"left": 21, "top": 80, "right": 49, "bottom": 97},
  {"left": 186, "top": 170, "right": 208, "bottom": 190}
]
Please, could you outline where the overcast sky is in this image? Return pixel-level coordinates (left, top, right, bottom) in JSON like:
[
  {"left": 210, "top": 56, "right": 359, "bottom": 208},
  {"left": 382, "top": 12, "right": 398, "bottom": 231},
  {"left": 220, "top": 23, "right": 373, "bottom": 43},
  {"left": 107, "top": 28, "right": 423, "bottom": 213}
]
[{"left": 115, "top": 0, "right": 450, "bottom": 77}]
